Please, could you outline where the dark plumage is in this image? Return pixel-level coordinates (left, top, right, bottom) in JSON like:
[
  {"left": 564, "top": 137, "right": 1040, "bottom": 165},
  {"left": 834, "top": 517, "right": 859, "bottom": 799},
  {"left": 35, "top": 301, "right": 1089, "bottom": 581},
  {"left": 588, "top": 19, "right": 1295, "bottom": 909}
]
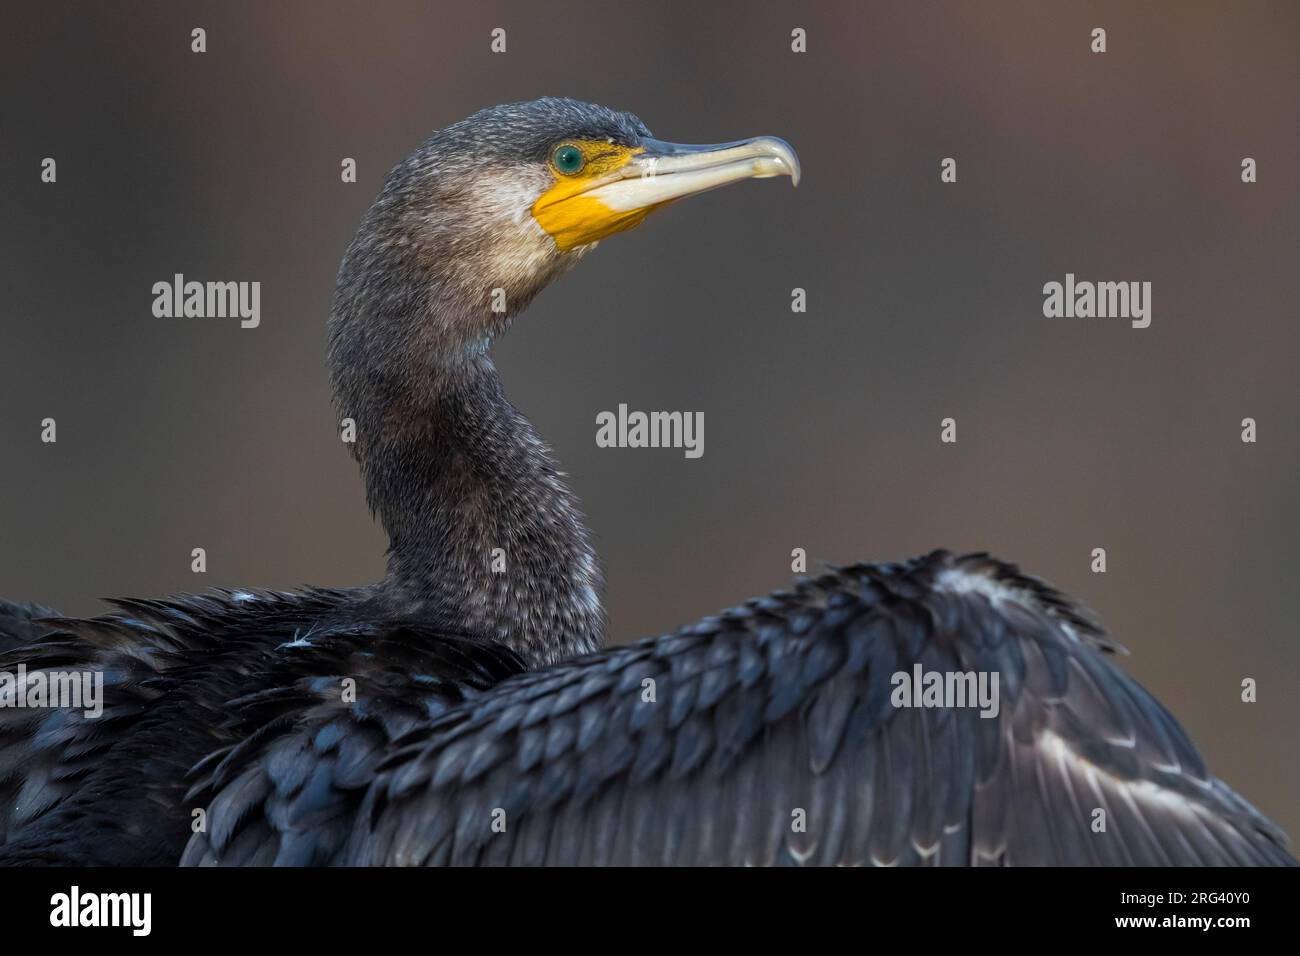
[
  {"left": 0, "top": 590, "right": 522, "bottom": 865},
  {"left": 182, "top": 554, "right": 1292, "bottom": 866},
  {"left": 0, "top": 98, "right": 1291, "bottom": 866},
  {"left": 0, "top": 98, "right": 637, "bottom": 865},
  {"left": 327, "top": 99, "right": 615, "bottom": 664}
]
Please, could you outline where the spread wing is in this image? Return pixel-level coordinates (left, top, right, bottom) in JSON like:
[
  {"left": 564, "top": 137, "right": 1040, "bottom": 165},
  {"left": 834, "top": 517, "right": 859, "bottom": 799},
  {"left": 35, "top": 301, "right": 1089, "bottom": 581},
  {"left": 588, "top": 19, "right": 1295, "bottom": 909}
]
[
  {"left": 332, "top": 552, "right": 1291, "bottom": 866},
  {"left": 0, "top": 588, "right": 522, "bottom": 865},
  {"left": 180, "top": 626, "right": 523, "bottom": 866},
  {"left": 0, "top": 591, "right": 283, "bottom": 864}
]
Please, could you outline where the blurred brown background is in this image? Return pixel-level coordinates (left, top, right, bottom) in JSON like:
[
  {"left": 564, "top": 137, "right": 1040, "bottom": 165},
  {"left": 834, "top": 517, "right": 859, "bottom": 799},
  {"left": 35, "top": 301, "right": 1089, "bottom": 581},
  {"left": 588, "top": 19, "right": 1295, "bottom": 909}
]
[{"left": 1, "top": 1, "right": 1296, "bottom": 834}]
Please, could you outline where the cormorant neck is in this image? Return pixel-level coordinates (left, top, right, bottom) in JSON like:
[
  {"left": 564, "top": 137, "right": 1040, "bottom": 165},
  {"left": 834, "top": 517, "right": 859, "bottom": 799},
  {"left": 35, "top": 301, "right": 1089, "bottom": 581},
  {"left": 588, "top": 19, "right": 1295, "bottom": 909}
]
[{"left": 329, "top": 262, "right": 605, "bottom": 667}]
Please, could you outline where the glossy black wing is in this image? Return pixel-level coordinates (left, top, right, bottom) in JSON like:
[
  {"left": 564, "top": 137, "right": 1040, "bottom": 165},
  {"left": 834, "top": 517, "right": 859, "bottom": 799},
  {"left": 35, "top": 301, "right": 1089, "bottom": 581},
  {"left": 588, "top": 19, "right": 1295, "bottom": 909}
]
[
  {"left": 341, "top": 552, "right": 1292, "bottom": 866},
  {"left": 0, "top": 588, "right": 358, "bottom": 864},
  {"left": 181, "top": 624, "right": 524, "bottom": 866}
]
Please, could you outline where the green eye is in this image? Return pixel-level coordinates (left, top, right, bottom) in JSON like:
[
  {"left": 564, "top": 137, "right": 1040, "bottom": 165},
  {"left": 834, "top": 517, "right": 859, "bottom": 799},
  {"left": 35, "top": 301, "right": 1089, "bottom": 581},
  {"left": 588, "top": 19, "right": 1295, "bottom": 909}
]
[{"left": 552, "top": 144, "right": 585, "bottom": 175}]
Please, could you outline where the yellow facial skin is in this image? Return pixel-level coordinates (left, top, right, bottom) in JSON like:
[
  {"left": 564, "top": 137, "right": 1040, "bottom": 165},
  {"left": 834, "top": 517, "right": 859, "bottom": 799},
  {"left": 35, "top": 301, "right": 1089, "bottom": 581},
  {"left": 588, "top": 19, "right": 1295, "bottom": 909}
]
[{"left": 531, "top": 141, "right": 653, "bottom": 251}]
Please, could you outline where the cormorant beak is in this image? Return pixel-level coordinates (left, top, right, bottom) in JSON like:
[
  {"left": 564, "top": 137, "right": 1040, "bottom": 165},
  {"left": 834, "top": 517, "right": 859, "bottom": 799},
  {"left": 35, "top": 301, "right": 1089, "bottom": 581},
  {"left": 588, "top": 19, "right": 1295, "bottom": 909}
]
[
  {"left": 609, "top": 135, "right": 801, "bottom": 203},
  {"left": 532, "top": 136, "right": 799, "bottom": 251}
]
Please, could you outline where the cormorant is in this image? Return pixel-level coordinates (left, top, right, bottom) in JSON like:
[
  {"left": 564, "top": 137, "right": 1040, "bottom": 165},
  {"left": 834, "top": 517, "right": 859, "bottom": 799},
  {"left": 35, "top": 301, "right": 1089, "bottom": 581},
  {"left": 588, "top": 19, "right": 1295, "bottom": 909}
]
[{"left": 0, "top": 99, "right": 1291, "bottom": 866}]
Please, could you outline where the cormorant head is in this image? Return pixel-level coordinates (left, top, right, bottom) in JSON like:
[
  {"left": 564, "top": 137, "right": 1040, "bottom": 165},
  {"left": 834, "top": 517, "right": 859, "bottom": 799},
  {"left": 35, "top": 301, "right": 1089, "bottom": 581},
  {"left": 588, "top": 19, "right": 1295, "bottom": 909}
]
[{"left": 333, "top": 97, "right": 799, "bottom": 360}]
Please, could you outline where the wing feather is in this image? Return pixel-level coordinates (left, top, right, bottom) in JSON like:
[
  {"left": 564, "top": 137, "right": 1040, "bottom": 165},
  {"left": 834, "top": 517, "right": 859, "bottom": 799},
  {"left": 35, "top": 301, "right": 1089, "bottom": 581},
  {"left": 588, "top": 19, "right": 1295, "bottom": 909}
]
[{"left": 331, "top": 552, "right": 1293, "bottom": 867}]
